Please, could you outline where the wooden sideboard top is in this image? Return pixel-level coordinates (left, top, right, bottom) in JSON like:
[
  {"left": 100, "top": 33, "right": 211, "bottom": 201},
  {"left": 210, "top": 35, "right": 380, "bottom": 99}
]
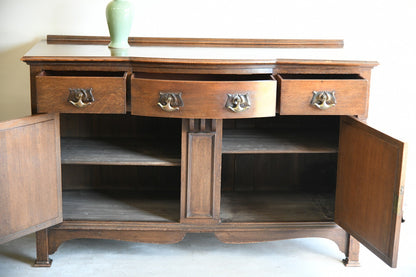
[{"left": 22, "top": 35, "right": 378, "bottom": 69}]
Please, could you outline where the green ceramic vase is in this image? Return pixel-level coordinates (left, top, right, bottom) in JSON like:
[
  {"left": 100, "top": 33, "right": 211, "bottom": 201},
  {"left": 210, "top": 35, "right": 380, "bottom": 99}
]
[{"left": 106, "top": 0, "right": 134, "bottom": 48}]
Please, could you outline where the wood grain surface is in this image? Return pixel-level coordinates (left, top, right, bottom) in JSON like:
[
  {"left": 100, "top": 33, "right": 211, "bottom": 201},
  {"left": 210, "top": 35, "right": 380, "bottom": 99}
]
[
  {"left": 335, "top": 116, "right": 407, "bottom": 267},
  {"left": 36, "top": 71, "right": 127, "bottom": 114},
  {"left": 278, "top": 74, "right": 368, "bottom": 116},
  {"left": 0, "top": 114, "right": 62, "bottom": 244},
  {"left": 131, "top": 74, "right": 276, "bottom": 119}
]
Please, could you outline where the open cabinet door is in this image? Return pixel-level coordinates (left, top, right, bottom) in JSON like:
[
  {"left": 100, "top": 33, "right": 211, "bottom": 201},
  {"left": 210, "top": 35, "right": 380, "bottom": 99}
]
[
  {"left": 0, "top": 114, "right": 62, "bottom": 244},
  {"left": 335, "top": 116, "right": 407, "bottom": 267}
]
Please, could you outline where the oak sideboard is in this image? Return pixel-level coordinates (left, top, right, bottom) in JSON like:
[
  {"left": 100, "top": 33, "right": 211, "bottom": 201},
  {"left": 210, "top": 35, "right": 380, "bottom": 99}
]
[{"left": 0, "top": 36, "right": 407, "bottom": 268}]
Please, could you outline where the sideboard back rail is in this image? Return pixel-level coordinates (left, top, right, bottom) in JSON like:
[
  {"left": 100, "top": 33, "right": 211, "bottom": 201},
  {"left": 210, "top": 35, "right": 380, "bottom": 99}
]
[{"left": 46, "top": 35, "right": 344, "bottom": 48}]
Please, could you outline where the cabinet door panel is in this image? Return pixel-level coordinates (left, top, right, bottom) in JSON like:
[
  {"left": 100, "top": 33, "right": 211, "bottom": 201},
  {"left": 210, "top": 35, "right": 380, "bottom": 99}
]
[
  {"left": 0, "top": 114, "right": 62, "bottom": 244},
  {"left": 335, "top": 116, "right": 406, "bottom": 267}
]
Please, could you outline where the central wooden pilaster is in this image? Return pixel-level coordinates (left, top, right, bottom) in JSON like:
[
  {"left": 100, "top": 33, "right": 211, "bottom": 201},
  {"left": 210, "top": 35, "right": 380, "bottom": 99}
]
[{"left": 180, "top": 119, "right": 222, "bottom": 224}]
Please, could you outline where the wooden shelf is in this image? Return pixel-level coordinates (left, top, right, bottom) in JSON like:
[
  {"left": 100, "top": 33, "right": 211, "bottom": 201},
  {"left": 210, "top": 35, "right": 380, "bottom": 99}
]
[
  {"left": 63, "top": 190, "right": 179, "bottom": 222},
  {"left": 62, "top": 190, "right": 333, "bottom": 223},
  {"left": 220, "top": 192, "right": 334, "bottom": 222},
  {"left": 61, "top": 138, "right": 181, "bottom": 166},
  {"left": 222, "top": 129, "right": 338, "bottom": 154}
]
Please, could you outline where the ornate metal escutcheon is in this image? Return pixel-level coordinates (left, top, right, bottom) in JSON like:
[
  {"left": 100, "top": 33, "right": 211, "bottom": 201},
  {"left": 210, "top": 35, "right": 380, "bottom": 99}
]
[
  {"left": 225, "top": 93, "right": 251, "bottom": 113},
  {"left": 157, "top": 92, "right": 184, "bottom": 112},
  {"left": 68, "top": 88, "right": 95, "bottom": 108},
  {"left": 310, "top": 90, "right": 336, "bottom": 110}
]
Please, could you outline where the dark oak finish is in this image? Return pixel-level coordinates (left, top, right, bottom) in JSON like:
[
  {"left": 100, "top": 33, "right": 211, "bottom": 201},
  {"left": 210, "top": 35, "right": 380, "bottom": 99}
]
[
  {"left": 131, "top": 74, "right": 276, "bottom": 119},
  {"left": 0, "top": 114, "right": 62, "bottom": 244},
  {"left": 2, "top": 36, "right": 404, "bottom": 268},
  {"left": 36, "top": 71, "right": 127, "bottom": 114},
  {"left": 335, "top": 116, "right": 407, "bottom": 267}
]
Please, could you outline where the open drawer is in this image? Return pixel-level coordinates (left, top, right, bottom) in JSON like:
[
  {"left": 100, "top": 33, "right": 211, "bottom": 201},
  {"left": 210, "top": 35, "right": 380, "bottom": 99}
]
[
  {"left": 131, "top": 73, "right": 277, "bottom": 119},
  {"left": 35, "top": 71, "right": 127, "bottom": 114},
  {"left": 277, "top": 74, "right": 368, "bottom": 116}
]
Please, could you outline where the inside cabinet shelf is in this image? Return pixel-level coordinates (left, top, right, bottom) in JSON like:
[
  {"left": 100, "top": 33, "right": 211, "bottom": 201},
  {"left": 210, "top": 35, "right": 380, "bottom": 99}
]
[
  {"left": 222, "top": 129, "right": 338, "bottom": 154},
  {"left": 220, "top": 192, "right": 334, "bottom": 222},
  {"left": 62, "top": 190, "right": 180, "bottom": 222},
  {"left": 61, "top": 138, "right": 181, "bottom": 166},
  {"left": 220, "top": 116, "right": 339, "bottom": 224}
]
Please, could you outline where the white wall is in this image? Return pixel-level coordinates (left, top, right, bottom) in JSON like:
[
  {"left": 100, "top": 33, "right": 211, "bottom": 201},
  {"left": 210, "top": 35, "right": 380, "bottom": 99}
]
[{"left": 1, "top": 0, "right": 415, "bottom": 202}]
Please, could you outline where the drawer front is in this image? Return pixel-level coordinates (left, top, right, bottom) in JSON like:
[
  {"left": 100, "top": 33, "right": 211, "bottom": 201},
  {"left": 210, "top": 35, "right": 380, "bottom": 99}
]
[
  {"left": 35, "top": 72, "right": 127, "bottom": 114},
  {"left": 278, "top": 75, "right": 368, "bottom": 116},
  {"left": 131, "top": 76, "right": 277, "bottom": 119}
]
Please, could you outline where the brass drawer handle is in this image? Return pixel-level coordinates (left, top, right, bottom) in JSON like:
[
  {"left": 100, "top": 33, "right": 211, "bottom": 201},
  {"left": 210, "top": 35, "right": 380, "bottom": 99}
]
[
  {"left": 311, "top": 90, "right": 336, "bottom": 110},
  {"left": 158, "top": 92, "right": 184, "bottom": 112},
  {"left": 68, "top": 88, "right": 94, "bottom": 108},
  {"left": 225, "top": 93, "right": 251, "bottom": 113}
]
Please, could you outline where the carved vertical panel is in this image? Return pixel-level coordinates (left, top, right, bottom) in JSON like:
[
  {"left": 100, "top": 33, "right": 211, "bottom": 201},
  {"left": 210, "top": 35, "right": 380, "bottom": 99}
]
[
  {"left": 181, "top": 119, "right": 222, "bottom": 224},
  {"left": 186, "top": 132, "right": 215, "bottom": 218}
]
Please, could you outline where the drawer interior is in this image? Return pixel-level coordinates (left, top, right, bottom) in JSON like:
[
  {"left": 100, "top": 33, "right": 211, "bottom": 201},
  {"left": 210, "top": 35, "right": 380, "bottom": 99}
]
[
  {"left": 133, "top": 72, "right": 274, "bottom": 81},
  {"left": 39, "top": 70, "right": 127, "bottom": 77},
  {"left": 278, "top": 73, "right": 364, "bottom": 80}
]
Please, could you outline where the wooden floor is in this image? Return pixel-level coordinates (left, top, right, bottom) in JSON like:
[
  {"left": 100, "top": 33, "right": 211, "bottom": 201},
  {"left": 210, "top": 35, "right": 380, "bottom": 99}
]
[{"left": 62, "top": 190, "right": 334, "bottom": 223}]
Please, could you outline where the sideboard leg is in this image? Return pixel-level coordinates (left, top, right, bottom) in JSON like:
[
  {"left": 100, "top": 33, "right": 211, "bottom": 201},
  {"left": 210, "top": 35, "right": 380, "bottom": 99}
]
[
  {"left": 33, "top": 229, "right": 52, "bottom": 267},
  {"left": 343, "top": 234, "right": 360, "bottom": 267}
]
